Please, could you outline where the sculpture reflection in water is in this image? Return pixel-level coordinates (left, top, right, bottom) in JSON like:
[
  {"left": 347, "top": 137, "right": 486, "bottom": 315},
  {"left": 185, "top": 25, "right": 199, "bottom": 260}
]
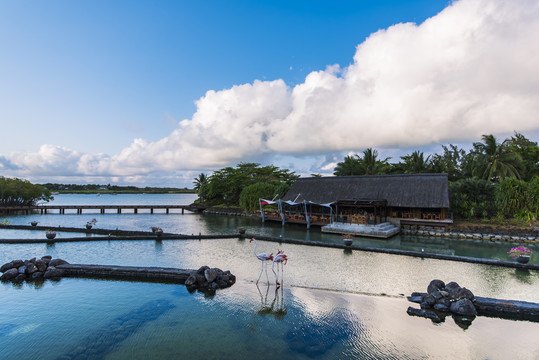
[{"left": 256, "top": 283, "right": 287, "bottom": 319}]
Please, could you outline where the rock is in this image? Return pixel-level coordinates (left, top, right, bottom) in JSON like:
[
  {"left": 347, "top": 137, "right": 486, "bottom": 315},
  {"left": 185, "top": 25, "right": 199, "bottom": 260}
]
[
  {"left": 41, "top": 256, "right": 52, "bottom": 263},
  {"left": 14, "top": 274, "right": 26, "bottom": 282},
  {"left": 25, "top": 263, "right": 38, "bottom": 275},
  {"left": 453, "top": 287, "right": 475, "bottom": 302},
  {"left": 32, "top": 271, "right": 44, "bottom": 280},
  {"left": 420, "top": 302, "right": 431, "bottom": 309},
  {"left": 197, "top": 266, "right": 210, "bottom": 275},
  {"left": 44, "top": 266, "right": 65, "bottom": 279},
  {"left": 12, "top": 259, "right": 24, "bottom": 268},
  {"left": 437, "top": 298, "right": 451, "bottom": 308},
  {"left": 433, "top": 303, "right": 449, "bottom": 312},
  {"left": 204, "top": 268, "right": 218, "bottom": 283},
  {"left": 185, "top": 273, "right": 197, "bottom": 286},
  {"left": 422, "top": 294, "right": 436, "bottom": 306},
  {"left": 0, "top": 268, "right": 19, "bottom": 281},
  {"left": 449, "top": 299, "right": 477, "bottom": 316},
  {"left": 49, "top": 258, "right": 69, "bottom": 267},
  {"left": 18, "top": 265, "right": 27, "bottom": 274},
  {"left": 427, "top": 279, "right": 445, "bottom": 294},
  {"left": 35, "top": 259, "right": 48, "bottom": 272},
  {"left": 217, "top": 280, "right": 227, "bottom": 288},
  {"left": 431, "top": 290, "right": 443, "bottom": 301},
  {"left": 0, "top": 261, "right": 14, "bottom": 273},
  {"left": 195, "top": 274, "right": 206, "bottom": 284},
  {"left": 445, "top": 281, "right": 460, "bottom": 292}
]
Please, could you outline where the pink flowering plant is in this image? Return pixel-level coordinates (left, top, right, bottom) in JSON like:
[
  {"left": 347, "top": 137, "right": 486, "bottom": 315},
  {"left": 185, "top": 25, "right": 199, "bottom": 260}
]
[{"left": 508, "top": 246, "right": 533, "bottom": 259}]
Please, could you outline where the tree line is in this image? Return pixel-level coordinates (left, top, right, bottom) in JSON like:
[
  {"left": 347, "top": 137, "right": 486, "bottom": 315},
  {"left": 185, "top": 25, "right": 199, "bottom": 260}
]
[
  {"left": 193, "top": 163, "right": 299, "bottom": 213},
  {"left": 41, "top": 183, "right": 193, "bottom": 194},
  {"left": 332, "top": 133, "right": 539, "bottom": 223},
  {"left": 0, "top": 177, "right": 53, "bottom": 207},
  {"left": 194, "top": 133, "right": 538, "bottom": 224}
]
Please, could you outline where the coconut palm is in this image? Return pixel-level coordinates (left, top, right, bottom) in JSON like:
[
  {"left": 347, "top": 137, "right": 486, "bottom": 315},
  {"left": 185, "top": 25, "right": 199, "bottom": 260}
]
[
  {"left": 361, "top": 148, "right": 391, "bottom": 175},
  {"left": 399, "top": 150, "right": 432, "bottom": 174},
  {"left": 333, "top": 155, "right": 362, "bottom": 176},
  {"left": 193, "top": 173, "right": 209, "bottom": 201},
  {"left": 471, "top": 134, "right": 523, "bottom": 182}
]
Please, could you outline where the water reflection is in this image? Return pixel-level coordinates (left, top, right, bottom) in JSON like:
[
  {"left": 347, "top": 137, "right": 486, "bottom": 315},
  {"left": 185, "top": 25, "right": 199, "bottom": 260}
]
[{"left": 256, "top": 284, "right": 287, "bottom": 319}]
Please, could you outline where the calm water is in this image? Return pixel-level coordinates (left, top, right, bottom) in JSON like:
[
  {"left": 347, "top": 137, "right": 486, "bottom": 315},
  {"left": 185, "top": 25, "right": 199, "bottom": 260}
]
[{"left": 1, "top": 194, "right": 538, "bottom": 359}]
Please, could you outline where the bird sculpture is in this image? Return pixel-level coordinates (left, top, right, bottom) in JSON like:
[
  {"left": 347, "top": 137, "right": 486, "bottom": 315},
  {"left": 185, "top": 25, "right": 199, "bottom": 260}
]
[
  {"left": 272, "top": 249, "right": 288, "bottom": 286},
  {"left": 250, "top": 238, "right": 274, "bottom": 284}
]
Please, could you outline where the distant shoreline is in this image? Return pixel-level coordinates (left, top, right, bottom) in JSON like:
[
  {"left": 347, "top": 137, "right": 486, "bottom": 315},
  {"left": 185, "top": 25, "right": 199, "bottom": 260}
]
[{"left": 51, "top": 190, "right": 196, "bottom": 195}]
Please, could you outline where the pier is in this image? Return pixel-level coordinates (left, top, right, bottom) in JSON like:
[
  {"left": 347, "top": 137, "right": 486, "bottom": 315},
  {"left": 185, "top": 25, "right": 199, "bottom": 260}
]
[{"left": 0, "top": 204, "right": 206, "bottom": 215}]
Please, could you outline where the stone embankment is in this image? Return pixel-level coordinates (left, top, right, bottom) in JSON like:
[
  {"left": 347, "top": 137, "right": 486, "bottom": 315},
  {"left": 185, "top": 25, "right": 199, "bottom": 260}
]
[
  {"left": 202, "top": 206, "right": 246, "bottom": 216},
  {"left": 0, "top": 256, "right": 236, "bottom": 292},
  {"left": 0, "top": 256, "right": 68, "bottom": 282},
  {"left": 407, "top": 279, "right": 539, "bottom": 324},
  {"left": 401, "top": 227, "right": 538, "bottom": 244}
]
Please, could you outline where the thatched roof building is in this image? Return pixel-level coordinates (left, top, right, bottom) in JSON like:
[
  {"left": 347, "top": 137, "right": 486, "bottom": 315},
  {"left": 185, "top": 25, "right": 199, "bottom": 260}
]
[{"left": 282, "top": 174, "right": 450, "bottom": 209}]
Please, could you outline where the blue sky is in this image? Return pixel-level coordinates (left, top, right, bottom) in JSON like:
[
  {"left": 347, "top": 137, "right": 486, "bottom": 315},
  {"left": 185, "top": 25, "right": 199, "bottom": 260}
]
[{"left": 1, "top": 0, "right": 538, "bottom": 187}]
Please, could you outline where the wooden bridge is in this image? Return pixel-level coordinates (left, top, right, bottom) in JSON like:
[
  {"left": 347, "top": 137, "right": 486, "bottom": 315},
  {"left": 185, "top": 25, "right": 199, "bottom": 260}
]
[{"left": 0, "top": 204, "right": 206, "bottom": 215}]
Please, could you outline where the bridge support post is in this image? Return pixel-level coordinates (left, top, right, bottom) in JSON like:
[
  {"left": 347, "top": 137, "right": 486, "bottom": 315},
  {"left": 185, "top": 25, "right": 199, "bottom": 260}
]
[{"left": 134, "top": 208, "right": 138, "bottom": 214}]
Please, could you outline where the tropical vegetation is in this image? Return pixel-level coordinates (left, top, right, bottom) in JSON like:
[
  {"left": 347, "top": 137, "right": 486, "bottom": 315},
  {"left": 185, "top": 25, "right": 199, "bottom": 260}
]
[
  {"left": 193, "top": 163, "right": 298, "bottom": 212},
  {"left": 332, "top": 132, "right": 538, "bottom": 224},
  {"left": 0, "top": 177, "right": 53, "bottom": 207}
]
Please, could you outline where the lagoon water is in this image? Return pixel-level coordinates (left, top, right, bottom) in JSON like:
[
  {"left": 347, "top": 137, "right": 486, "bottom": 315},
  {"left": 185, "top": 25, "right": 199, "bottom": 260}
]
[{"left": 1, "top": 194, "right": 538, "bottom": 359}]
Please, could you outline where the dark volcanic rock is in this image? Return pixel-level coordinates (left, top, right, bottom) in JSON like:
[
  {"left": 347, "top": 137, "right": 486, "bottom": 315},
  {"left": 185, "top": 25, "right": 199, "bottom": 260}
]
[
  {"left": 204, "top": 268, "right": 218, "bottom": 283},
  {"left": 32, "top": 271, "right": 44, "bottom": 280},
  {"left": 49, "top": 259, "right": 69, "bottom": 267},
  {"left": 445, "top": 281, "right": 461, "bottom": 293},
  {"left": 25, "top": 263, "right": 38, "bottom": 275},
  {"left": 12, "top": 259, "right": 24, "bottom": 268},
  {"left": 44, "top": 266, "right": 65, "bottom": 279},
  {"left": 453, "top": 287, "right": 475, "bottom": 302},
  {"left": 1, "top": 268, "right": 19, "bottom": 281},
  {"left": 422, "top": 294, "right": 436, "bottom": 306},
  {"left": 185, "top": 272, "right": 197, "bottom": 286},
  {"left": 197, "top": 266, "right": 210, "bottom": 275},
  {"left": 35, "top": 259, "right": 48, "bottom": 272},
  {"left": 427, "top": 279, "right": 445, "bottom": 294},
  {"left": 433, "top": 303, "right": 450, "bottom": 312},
  {"left": 449, "top": 299, "right": 477, "bottom": 316},
  {"left": 0, "top": 262, "right": 14, "bottom": 273}
]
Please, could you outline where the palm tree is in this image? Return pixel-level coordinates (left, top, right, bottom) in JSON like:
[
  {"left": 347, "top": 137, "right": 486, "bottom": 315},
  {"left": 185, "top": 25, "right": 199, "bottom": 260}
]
[
  {"left": 471, "top": 134, "right": 523, "bottom": 182},
  {"left": 399, "top": 150, "right": 432, "bottom": 174},
  {"left": 193, "top": 173, "right": 208, "bottom": 201},
  {"left": 333, "top": 155, "right": 362, "bottom": 176},
  {"left": 360, "top": 148, "right": 390, "bottom": 175}
]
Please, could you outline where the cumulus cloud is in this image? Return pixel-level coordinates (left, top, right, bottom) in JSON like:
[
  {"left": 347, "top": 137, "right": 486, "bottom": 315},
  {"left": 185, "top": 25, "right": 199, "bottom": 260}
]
[{"left": 4, "top": 0, "right": 539, "bottom": 181}]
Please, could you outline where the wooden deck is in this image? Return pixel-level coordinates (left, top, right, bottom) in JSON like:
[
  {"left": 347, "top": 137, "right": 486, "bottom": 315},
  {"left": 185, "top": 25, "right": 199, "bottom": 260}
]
[{"left": 0, "top": 204, "right": 206, "bottom": 215}]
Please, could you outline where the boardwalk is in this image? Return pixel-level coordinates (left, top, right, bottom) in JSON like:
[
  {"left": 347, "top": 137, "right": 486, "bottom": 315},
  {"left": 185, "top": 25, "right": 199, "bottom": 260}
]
[{"left": 0, "top": 204, "right": 206, "bottom": 215}]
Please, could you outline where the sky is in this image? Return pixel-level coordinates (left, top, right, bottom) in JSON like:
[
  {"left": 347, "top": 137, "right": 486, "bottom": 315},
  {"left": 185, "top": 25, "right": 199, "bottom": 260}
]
[{"left": 1, "top": 0, "right": 538, "bottom": 188}]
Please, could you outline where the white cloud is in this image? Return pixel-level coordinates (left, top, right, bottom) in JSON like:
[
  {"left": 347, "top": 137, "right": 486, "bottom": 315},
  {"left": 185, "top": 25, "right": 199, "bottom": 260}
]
[{"left": 3, "top": 0, "right": 539, "bottom": 184}]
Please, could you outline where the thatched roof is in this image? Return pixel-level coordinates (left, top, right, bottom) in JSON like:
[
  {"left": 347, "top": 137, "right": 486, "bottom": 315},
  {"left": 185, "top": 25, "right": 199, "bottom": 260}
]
[{"left": 282, "top": 174, "right": 450, "bottom": 208}]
